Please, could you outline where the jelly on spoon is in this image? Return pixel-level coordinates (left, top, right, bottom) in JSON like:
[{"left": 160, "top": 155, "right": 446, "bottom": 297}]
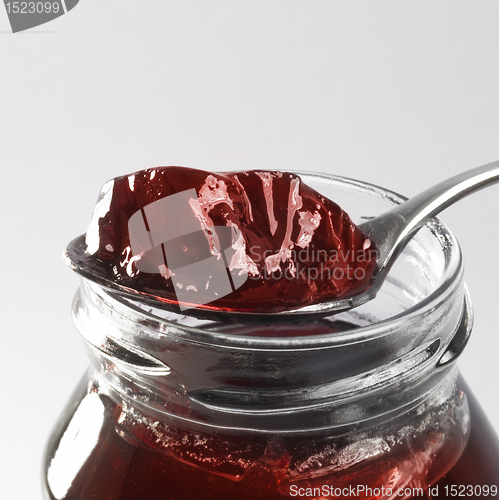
[{"left": 65, "top": 167, "right": 377, "bottom": 321}]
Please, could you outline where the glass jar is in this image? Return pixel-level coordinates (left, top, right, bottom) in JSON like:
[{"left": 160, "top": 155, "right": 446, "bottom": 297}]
[{"left": 42, "top": 173, "right": 499, "bottom": 500}]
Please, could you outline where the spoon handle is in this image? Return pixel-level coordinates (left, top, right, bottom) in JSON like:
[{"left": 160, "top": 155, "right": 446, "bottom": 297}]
[{"left": 359, "top": 160, "right": 499, "bottom": 276}]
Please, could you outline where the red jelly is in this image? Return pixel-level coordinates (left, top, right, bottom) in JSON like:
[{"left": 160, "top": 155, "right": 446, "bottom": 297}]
[
  {"left": 69, "top": 167, "right": 377, "bottom": 313},
  {"left": 42, "top": 376, "right": 499, "bottom": 500}
]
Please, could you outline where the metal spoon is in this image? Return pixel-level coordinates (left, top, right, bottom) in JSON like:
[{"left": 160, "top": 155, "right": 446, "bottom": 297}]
[
  {"left": 292, "top": 159, "right": 499, "bottom": 319},
  {"left": 66, "top": 160, "right": 499, "bottom": 322},
  {"left": 221, "top": 159, "right": 499, "bottom": 320}
]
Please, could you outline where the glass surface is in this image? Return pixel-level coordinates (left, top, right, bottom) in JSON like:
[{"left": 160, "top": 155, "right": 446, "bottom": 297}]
[
  {"left": 43, "top": 174, "right": 499, "bottom": 499},
  {"left": 42, "top": 373, "right": 499, "bottom": 500}
]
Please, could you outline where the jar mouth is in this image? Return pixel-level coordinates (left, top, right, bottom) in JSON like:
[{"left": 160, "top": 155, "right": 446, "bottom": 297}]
[
  {"left": 95, "top": 171, "right": 464, "bottom": 349},
  {"left": 74, "top": 173, "right": 469, "bottom": 432}
]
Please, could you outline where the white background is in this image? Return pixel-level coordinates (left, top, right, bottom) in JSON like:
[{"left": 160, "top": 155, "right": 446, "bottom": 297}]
[{"left": 1, "top": 2, "right": 499, "bottom": 498}]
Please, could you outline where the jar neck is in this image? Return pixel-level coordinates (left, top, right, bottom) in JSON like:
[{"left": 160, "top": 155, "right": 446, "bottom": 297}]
[{"left": 73, "top": 278, "right": 472, "bottom": 434}]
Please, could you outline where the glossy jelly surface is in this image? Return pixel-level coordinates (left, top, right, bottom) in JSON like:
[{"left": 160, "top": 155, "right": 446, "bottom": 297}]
[{"left": 71, "top": 167, "right": 377, "bottom": 313}]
